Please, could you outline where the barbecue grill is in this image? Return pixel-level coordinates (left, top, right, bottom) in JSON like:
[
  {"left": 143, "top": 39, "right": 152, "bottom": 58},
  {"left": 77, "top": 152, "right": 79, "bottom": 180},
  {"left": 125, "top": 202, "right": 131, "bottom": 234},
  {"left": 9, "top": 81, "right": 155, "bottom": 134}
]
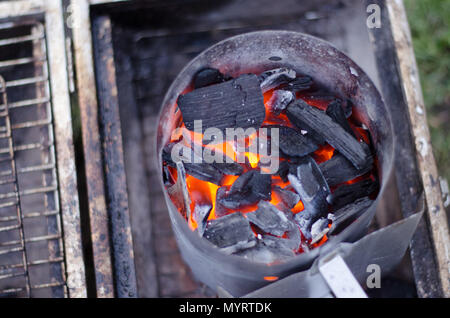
[{"left": 0, "top": 0, "right": 448, "bottom": 298}]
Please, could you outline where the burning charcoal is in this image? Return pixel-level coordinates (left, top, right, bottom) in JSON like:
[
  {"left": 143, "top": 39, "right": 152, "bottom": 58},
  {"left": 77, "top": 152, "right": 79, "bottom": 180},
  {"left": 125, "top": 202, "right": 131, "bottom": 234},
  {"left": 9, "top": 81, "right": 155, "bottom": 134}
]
[
  {"left": 193, "top": 204, "right": 212, "bottom": 237},
  {"left": 229, "top": 170, "right": 272, "bottom": 201},
  {"left": 287, "top": 99, "right": 371, "bottom": 170},
  {"left": 310, "top": 218, "right": 330, "bottom": 245},
  {"left": 162, "top": 141, "right": 224, "bottom": 184},
  {"left": 278, "top": 126, "right": 319, "bottom": 157},
  {"left": 203, "top": 212, "right": 256, "bottom": 254},
  {"left": 328, "top": 197, "right": 373, "bottom": 236},
  {"left": 183, "top": 163, "right": 223, "bottom": 185},
  {"left": 259, "top": 68, "right": 296, "bottom": 92},
  {"left": 216, "top": 186, "right": 255, "bottom": 211},
  {"left": 327, "top": 179, "right": 379, "bottom": 210},
  {"left": 319, "top": 153, "right": 373, "bottom": 187},
  {"left": 178, "top": 74, "right": 265, "bottom": 133},
  {"left": 194, "top": 67, "right": 227, "bottom": 88},
  {"left": 289, "top": 156, "right": 330, "bottom": 239},
  {"left": 167, "top": 162, "right": 191, "bottom": 220},
  {"left": 212, "top": 162, "right": 244, "bottom": 176},
  {"left": 286, "top": 76, "right": 313, "bottom": 92},
  {"left": 268, "top": 90, "right": 295, "bottom": 114},
  {"left": 247, "top": 201, "right": 292, "bottom": 237},
  {"left": 342, "top": 99, "right": 353, "bottom": 118},
  {"left": 216, "top": 170, "right": 272, "bottom": 210},
  {"left": 273, "top": 186, "right": 301, "bottom": 209},
  {"left": 326, "top": 99, "right": 355, "bottom": 137},
  {"left": 236, "top": 236, "right": 295, "bottom": 263},
  {"left": 275, "top": 160, "right": 291, "bottom": 183}
]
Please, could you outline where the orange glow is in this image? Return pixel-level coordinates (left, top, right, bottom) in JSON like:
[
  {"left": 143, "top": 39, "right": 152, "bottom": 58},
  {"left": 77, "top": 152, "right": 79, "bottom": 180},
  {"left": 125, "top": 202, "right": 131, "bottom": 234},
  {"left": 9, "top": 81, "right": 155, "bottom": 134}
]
[
  {"left": 222, "top": 175, "right": 239, "bottom": 187},
  {"left": 311, "top": 234, "right": 328, "bottom": 248},
  {"left": 186, "top": 175, "right": 219, "bottom": 223},
  {"left": 314, "top": 144, "right": 335, "bottom": 163},
  {"left": 354, "top": 127, "right": 370, "bottom": 144},
  {"left": 264, "top": 276, "right": 279, "bottom": 282},
  {"left": 292, "top": 199, "right": 305, "bottom": 214},
  {"left": 269, "top": 190, "right": 283, "bottom": 207},
  {"left": 272, "top": 175, "right": 290, "bottom": 188},
  {"left": 246, "top": 152, "right": 260, "bottom": 168}
]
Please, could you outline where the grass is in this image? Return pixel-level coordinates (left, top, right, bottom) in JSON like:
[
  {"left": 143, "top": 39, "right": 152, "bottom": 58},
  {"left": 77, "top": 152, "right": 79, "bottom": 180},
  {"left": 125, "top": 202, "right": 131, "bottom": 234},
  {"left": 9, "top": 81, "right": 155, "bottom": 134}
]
[{"left": 404, "top": 0, "right": 450, "bottom": 183}]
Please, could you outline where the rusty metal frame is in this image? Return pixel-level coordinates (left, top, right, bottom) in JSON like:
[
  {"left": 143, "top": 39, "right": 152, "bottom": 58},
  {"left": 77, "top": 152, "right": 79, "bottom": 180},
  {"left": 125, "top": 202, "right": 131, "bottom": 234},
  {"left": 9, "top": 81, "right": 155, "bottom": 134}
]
[
  {"left": 71, "top": 0, "right": 137, "bottom": 298},
  {"left": 0, "top": 0, "right": 86, "bottom": 297}
]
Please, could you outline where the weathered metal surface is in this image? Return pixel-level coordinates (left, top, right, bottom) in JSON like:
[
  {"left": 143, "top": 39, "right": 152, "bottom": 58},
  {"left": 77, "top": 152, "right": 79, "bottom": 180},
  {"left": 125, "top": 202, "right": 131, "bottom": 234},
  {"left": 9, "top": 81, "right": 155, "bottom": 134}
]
[
  {"left": 71, "top": 0, "right": 115, "bottom": 298},
  {"left": 112, "top": 24, "right": 159, "bottom": 297},
  {"left": 45, "top": 0, "right": 87, "bottom": 298},
  {"left": 386, "top": 0, "right": 450, "bottom": 298},
  {"left": 92, "top": 14, "right": 138, "bottom": 298},
  {"left": 0, "top": 0, "right": 44, "bottom": 20}
]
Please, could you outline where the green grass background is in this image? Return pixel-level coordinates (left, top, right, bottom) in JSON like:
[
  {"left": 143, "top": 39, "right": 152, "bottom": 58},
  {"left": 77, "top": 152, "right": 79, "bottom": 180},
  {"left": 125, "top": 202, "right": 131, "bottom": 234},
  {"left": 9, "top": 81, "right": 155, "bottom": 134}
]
[{"left": 404, "top": 0, "right": 450, "bottom": 182}]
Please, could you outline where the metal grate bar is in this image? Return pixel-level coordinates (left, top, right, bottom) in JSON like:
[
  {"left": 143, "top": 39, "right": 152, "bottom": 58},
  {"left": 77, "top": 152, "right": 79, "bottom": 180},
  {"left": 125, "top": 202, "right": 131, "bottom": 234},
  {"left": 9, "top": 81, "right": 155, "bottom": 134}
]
[
  {"left": 0, "top": 21, "right": 68, "bottom": 298},
  {"left": 0, "top": 57, "right": 45, "bottom": 69},
  {"left": 0, "top": 33, "right": 44, "bottom": 47},
  {"left": 5, "top": 76, "right": 48, "bottom": 88},
  {"left": 0, "top": 210, "right": 59, "bottom": 223},
  {"left": 0, "top": 75, "right": 31, "bottom": 297},
  {"left": 2, "top": 97, "right": 50, "bottom": 110},
  {"left": 0, "top": 234, "right": 62, "bottom": 247},
  {"left": 0, "top": 163, "right": 55, "bottom": 177}
]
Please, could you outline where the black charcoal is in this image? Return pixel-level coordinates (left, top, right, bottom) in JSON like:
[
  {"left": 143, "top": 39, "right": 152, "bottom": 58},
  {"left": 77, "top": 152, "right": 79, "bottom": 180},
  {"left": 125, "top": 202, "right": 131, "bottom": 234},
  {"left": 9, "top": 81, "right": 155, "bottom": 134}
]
[
  {"left": 178, "top": 74, "right": 265, "bottom": 132},
  {"left": 287, "top": 99, "right": 371, "bottom": 170},
  {"left": 212, "top": 162, "right": 244, "bottom": 176},
  {"left": 278, "top": 126, "right": 318, "bottom": 157},
  {"left": 275, "top": 160, "right": 291, "bottom": 183},
  {"left": 247, "top": 201, "right": 292, "bottom": 237},
  {"left": 287, "top": 76, "right": 313, "bottom": 92},
  {"left": 319, "top": 153, "right": 373, "bottom": 187},
  {"left": 184, "top": 163, "right": 223, "bottom": 185},
  {"left": 328, "top": 197, "right": 373, "bottom": 236},
  {"left": 163, "top": 141, "right": 238, "bottom": 185},
  {"left": 216, "top": 170, "right": 272, "bottom": 210},
  {"left": 193, "top": 204, "right": 212, "bottom": 237},
  {"left": 289, "top": 157, "right": 330, "bottom": 239},
  {"left": 327, "top": 179, "right": 378, "bottom": 209},
  {"left": 268, "top": 90, "right": 295, "bottom": 114},
  {"left": 273, "top": 186, "right": 301, "bottom": 209},
  {"left": 204, "top": 212, "right": 256, "bottom": 254},
  {"left": 342, "top": 99, "right": 354, "bottom": 118},
  {"left": 259, "top": 68, "right": 296, "bottom": 92},
  {"left": 194, "top": 67, "right": 227, "bottom": 88},
  {"left": 326, "top": 99, "right": 355, "bottom": 137},
  {"left": 228, "top": 170, "right": 272, "bottom": 200}
]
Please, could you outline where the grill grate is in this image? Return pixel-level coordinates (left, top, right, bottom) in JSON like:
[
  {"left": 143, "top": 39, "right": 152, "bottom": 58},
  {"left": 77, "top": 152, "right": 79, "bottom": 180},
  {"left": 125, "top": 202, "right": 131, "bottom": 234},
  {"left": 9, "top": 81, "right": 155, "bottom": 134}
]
[{"left": 0, "top": 21, "right": 67, "bottom": 298}]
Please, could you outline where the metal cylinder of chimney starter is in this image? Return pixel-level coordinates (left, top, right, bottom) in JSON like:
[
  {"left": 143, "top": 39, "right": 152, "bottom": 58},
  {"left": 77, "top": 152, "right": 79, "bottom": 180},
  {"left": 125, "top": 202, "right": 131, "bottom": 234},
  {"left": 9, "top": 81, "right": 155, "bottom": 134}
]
[{"left": 156, "top": 31, "right": 394, "bottom": 297}]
